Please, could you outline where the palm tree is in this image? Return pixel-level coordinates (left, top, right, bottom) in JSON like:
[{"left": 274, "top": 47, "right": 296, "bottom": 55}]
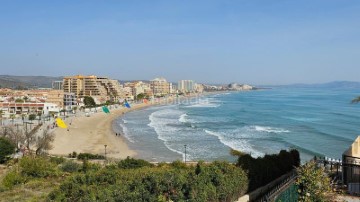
[{"left": 352, "top": 96, "right": 360, "bottom": 104}]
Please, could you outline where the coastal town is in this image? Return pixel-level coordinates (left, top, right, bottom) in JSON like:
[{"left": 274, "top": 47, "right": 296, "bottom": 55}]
[{"left": 0, "top": 75, "right": 254, "bottom": 124}]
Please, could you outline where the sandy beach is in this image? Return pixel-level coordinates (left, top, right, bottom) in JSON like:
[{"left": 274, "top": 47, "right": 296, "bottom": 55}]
[
  {"left": 49, "top": 102, "right": 153, "bottom": 159},
  {"left": 49, "top": 93, "right": 221, "bottom": 159}
]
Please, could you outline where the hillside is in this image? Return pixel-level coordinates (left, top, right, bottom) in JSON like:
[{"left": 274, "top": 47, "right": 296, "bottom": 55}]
[{"left": 0, "top": 75, "right": 63, "bottom": 89}]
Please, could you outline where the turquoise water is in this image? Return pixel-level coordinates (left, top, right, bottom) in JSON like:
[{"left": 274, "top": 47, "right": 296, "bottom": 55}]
[{"left": 114, "top": 87, "right": 360, "bottom": 162}]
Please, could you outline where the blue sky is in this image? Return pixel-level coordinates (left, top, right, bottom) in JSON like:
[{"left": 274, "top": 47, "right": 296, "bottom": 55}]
[{"left": 0, "top": 0, "right": 360, "bottom": 85}]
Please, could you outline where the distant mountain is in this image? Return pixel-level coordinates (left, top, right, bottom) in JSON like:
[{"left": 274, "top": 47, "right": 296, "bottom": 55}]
[
  {"left": 0, "top": 75, "right": 63, "bottom": 89},
  {"left": 283, "top": 81, "right": 360, "bottom": 89}
]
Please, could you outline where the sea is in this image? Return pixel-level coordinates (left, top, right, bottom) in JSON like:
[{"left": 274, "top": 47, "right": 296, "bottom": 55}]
[{"left": 113, "top": 87, "right": 360, "bottom": 163}]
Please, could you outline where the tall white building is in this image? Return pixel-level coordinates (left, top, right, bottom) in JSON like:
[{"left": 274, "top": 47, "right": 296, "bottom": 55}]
[{"left": 178, "top": 80, "right": 196, "bottom": 93}]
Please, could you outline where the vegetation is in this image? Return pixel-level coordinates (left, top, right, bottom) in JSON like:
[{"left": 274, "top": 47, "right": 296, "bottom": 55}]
[
  {"left": 77, "top": 153, "right": 105, "bottom": 160},
  {"left": 0, "top": 156, "right": 249, "bottom": 201},
  {"left": 136, "top": 93, "right": 146, "bottom": 100},
  {"left": 28, "top": 114, "right": 36, "bottom": 122},
  {"left": 296, "top": 161, "right": 332, "bottom": 202},
  {"left": 233, "top": 149, "right": 300, "bottom": 191},
  {"left": 117, "top": 156, "right": 153, "bottom": 169},
  {"left": 83, "top": 96, "right": 96, "bottom": 107},
  {"left": 48, "top": 160, "right": 248, "bottom": 201},
  {"left": 0, "top": 137, "right": 15, "bottom": 163},
  {"left": 35, "top": 129, "right": 55, "bottom": 155},
  {"left": 68, "top": 151, "right": 77, "bottom": 158}
]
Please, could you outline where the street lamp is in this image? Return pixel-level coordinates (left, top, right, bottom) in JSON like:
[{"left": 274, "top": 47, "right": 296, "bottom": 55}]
[
  {"left": 104, "top": 144, "right": 107, "bottom": 159},
  {"left": 184, "top": 144, "right": 187, "bottom": 164}
]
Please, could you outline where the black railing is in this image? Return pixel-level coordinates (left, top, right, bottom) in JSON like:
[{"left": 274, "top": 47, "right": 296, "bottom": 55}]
[{"left": 256, "top": 170, "right": 297, "bottom": 202}]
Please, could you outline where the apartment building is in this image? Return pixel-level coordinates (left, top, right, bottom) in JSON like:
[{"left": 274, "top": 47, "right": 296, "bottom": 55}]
[
  {"left": 52, "top": 81, "right": 63, "bottom": 90},
  {"left": 63, "top": 75, "right": 123, "bottom": 103},
  {"left": 178, "top": 80, "right": 196, "bottom": 93},
  {"left": 150, "top": 77, "right": 171, "bottom": 96}
]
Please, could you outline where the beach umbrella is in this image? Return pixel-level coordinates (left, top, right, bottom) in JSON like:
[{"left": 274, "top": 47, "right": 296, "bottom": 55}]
[
  {"left": 124, "top": 101, "right": 131, "bottom": 108},
  {"left": 102, "top": 106, "right": 110, "bottom": 114},
  {"left": 56, "top": 117, "right": 67, "bottom": 129}
]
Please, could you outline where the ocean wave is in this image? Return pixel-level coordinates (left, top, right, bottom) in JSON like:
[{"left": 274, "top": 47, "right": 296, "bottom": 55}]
[
  {"left": 119, "top": 123, "right": 135, "bottom": 143},
  {"left": 250, "top": 125, "right": 290, "bottom": 133},
  {"left": 204, "top": 129, "right": 263, "bottom": 157},
  {"left": 148, "top": 109, "right": 190, "bottom": 160},
  {"left": 284, "top": 117, "right": 322, "bottom": 122},
  {"left": 179, "top": 113, "right": 188, "bottom": 123},
  {"left": 184, "top": 98, "right": 221, "bottom": 108}
]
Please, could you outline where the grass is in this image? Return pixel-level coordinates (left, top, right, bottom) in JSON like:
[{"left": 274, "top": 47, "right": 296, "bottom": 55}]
[{"left": 0, "top": 174, "right": 64, "bottom": 202}]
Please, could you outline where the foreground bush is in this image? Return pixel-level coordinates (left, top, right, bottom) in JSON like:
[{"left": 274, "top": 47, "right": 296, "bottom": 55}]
[
  {"left": 117, "top": 157, "right": 153, "bottom": 169},
  {"left": 1, "top": 157, "right": 59, "bottom": 189},
  {"left": 48, "top": 160, "right": 248, "bottom": 201},
  {"left": 60, "top": 160, "right": 81, "bottom": 173},
  {"left": 77, "top": 153, "right": 105, "bottom": 160},
  {"left": 234, "top": 149, "right": 300, "bottom": 191},
  {"left": 0, "top": 137, "right": 15, "bottom": 163},
  {"left": 296, "top": 161, "right": 332, "bottom": 202},
  {"left": 19, "top": 157, "right": 58, "bottom": 178}
]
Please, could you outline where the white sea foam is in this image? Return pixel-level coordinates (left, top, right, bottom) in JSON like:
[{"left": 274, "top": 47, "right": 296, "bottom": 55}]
[
  {"left": 204, "top": 129, "right": 263, "bottom": 157},
  {"left": 185, "top": 98, "right": 221, "bottom": 108},
  {"left": 119, "top": 123, "right": 135, "bottom": 143},
  {"left": 251, "top": 125, "right": 290, "bottom": 133},
  {"left": 284, "top": 117, "right": 322, "bottom": 122},
  {"left": 179, "top": 113, "right": 188, "bottom": 123},
  {"left": 148, "top": 109, "right": 191, "bottom": 160}
]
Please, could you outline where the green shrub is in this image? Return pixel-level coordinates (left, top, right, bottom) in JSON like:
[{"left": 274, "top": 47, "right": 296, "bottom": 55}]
[
  {"left": 0, "top": 137, "right": 15, "bottom": 163},
  {"left": 50, "top": 156, "right": 66, "bottom": 165},
  {"left": 77, "top": 153, "right": 105, "bottom": 160},
  {"left": 19, "top": 157, "right": 57, "bottom": 178},
  {"left": 234, "top": 149, "right": 300, "bottom": 191},
  {"left": 296, "top": 161, "right": 332, "bottom": 202},
  {"left": 48, "top": 160, "right": 248, "bottom": 201},
  {"left": 2, "top": 170, "right": 26, "bottom": 189},
  {"left": 68, "top": 151, "right": 77, "bottom": 158},
  {"left": 60, "top": 161, "right": 81, "bottom": 173},
  {"left": 118, "top": 157, "right": 153, "bottom": 169}
]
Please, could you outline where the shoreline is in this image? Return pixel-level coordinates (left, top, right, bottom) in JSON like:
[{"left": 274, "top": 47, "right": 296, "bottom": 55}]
[{"left": 49, "top": 92, "right": 224, "bottom": 160}]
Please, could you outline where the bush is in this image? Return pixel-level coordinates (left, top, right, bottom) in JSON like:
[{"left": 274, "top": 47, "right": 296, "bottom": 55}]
[
  {"left": 50, "top": 156, "right": 66, "bottom": 165},
  {"left": 68, "top": 151, "right": 77, "bottom": 158},
  {"left": 19, "top": 157, "right": 57, "bottom": 178},
  {"left": 0, "top": 137, "right": 15, "bottom": 163},
  {"left": 296, "top": 161, "right": 332, "bottom": 202},
  {"left": 77, "top": 153, "right": 105, "bottom": 160},
  {"left": 234, "top": 149, "right": 300, "bottom": 191},
  {"left": 48, "top": 160, "right": 248, "bottom": 201},
  {"left": 118, "top": 157, "right": 153, "bottom": 169},
  {"left": 1, "top": 170, "right": 26, "bottom": 189},
  {"left": 60, "top": 161, "right": 81, "bottom": 173}
]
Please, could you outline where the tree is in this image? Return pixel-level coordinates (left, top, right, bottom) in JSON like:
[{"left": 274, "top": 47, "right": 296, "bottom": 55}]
[
  {"left": 136, "top": 93, "right": 146, "bottom": 101},
  {"left": 83, "top": 96, "right": 96, "bottom": 107},
  {"left": 0, "top": 125, "right": 26, "bottom": 150},
  {"left": 0, "top": 137, "right": 15, "bottom": 163},
  {"left": 352, "top": 96, "right": 360, "bottom": 104},
  {"left": 28, "top": 114, "right": 36, "bottom": 123},
  {"left": 35, "top": 129, "right": 55, "bottom": 155},
  {"left": 296, "top": 161, "right": 332, "bottom": 202},
  {"left": 23, "top": 96, "right": 29, "bottom": 102}
]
